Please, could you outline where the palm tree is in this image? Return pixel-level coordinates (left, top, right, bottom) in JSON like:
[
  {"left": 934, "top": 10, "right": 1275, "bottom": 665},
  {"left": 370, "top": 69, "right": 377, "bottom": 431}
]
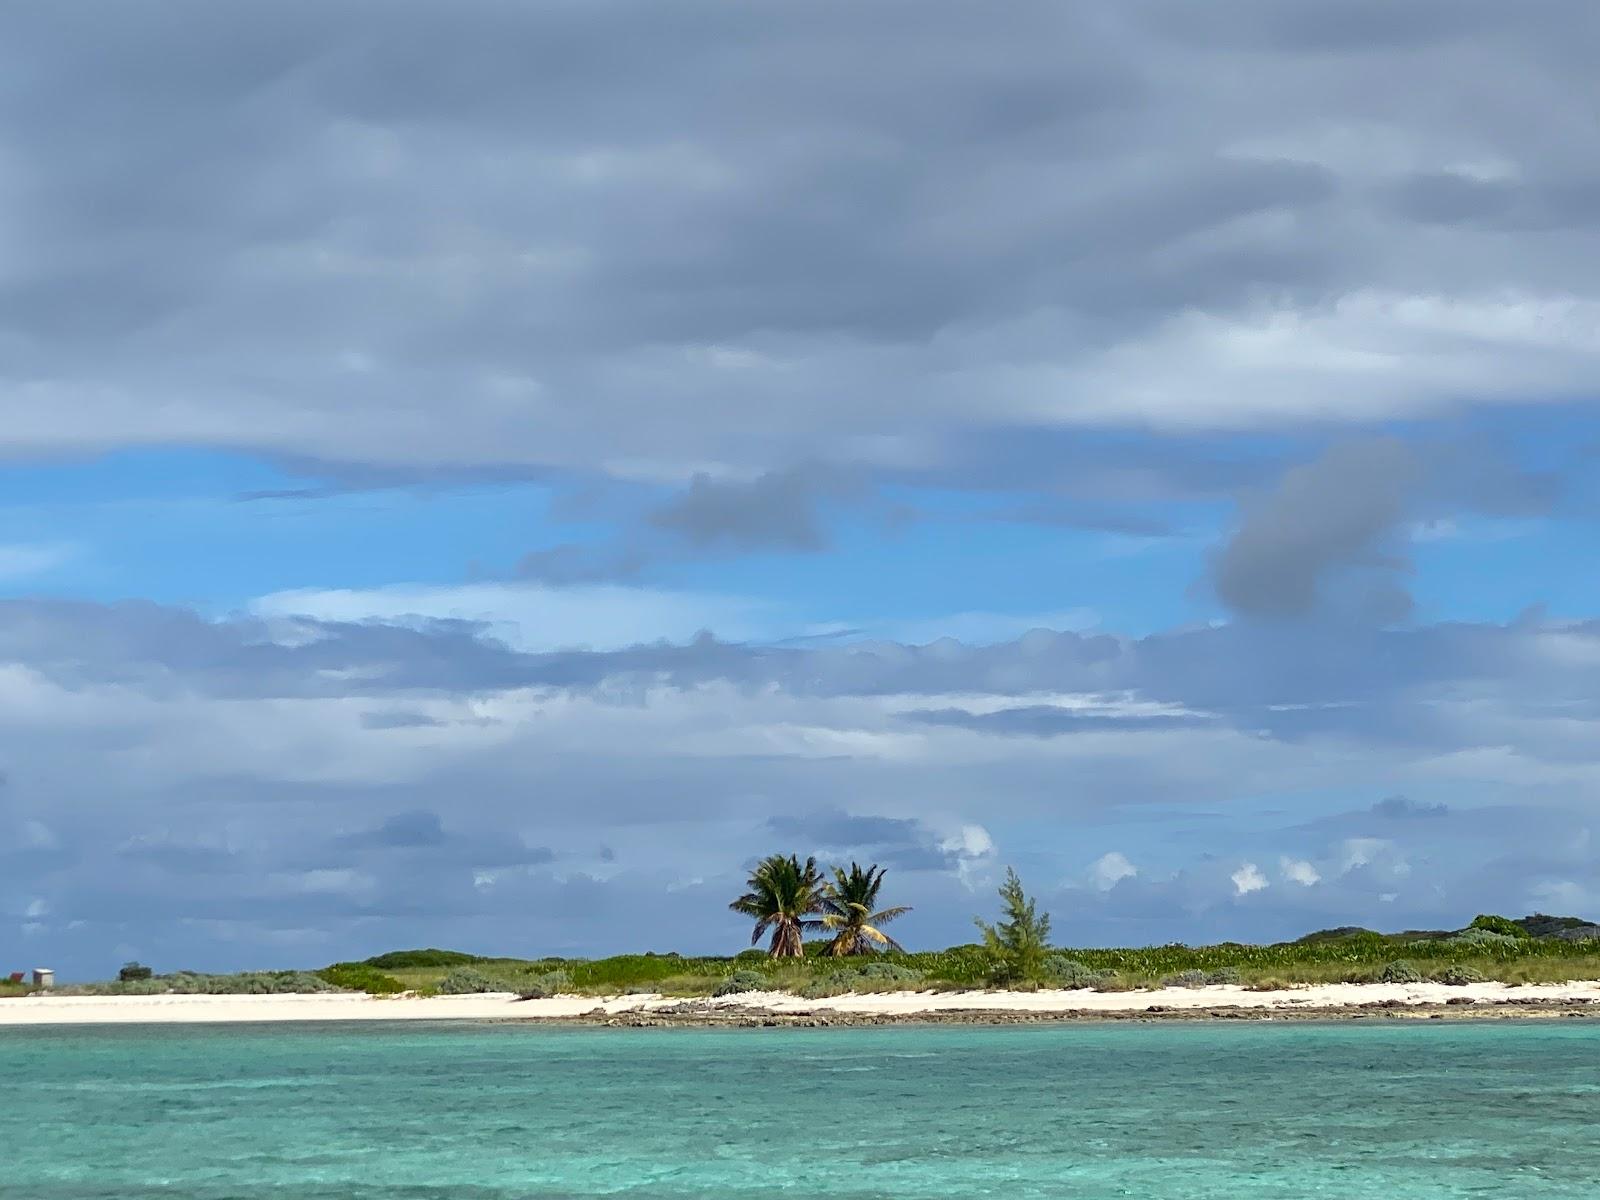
[
  {"left": 819, "top": 862, "right": 911, "bottom": 956},
  {"left": 729, "top": 853, "right": 826, "bottom": 958}
]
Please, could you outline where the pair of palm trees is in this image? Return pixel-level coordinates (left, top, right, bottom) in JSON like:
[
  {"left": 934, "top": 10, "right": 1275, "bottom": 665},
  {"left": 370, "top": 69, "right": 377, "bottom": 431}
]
[{"left": 730, "top": 854, "right": 910, "bottom": 958}]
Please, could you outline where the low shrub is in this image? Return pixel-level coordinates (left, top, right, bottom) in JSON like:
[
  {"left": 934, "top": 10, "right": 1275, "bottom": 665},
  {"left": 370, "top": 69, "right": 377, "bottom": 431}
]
[
  {"left": 1042, "top": 956, "right": 1115, "bottom": 989},
  {"left": 1380, "top": 960, "right": 1424, "bottom": 984},
  {"left": 1516, "top": 913, "right": 1592, "bottom": 938},
  {"left": 516, "top": 970, "right": 573, "bottom": 1000},
  {"left": 317, "top": 963, "right": 407, "bottom": 995},
  {"left": 799, "top": 977, "right": 847, "bottom": 999},
  {"left": 1203, "top": 967, "right": 1242, "bottom": 985},
  {"left": 1294, "top": 926, "right": 1381, "bottom": 944},
  {"left": 713, "top": 970, "right": 770, "bottom": 997},
  {"left": 1160, "top": 970, "right": 1209, "bottom": 988},
  {"left": 364, "top": 948, "right": 485, "bottom": 970},
  {"left": 58, "top": 971, "right": 342, "bottom": 997},
  {"left": 1434, "top": 965, "right": 1486, "bottom": 987},
  {"left": 1469, "top": 914, "right": 1531, "bottom": 939},
  {"left": 1443, "top": 928, "right": 1521, "bottom": 950},
  {"left": 851, "top": 962, "right": 924, "bottom": 985},
  {"left": 437, "top": 967, "right": 504, "bottom": 994},
  {"left": 797, "top": 962, "right": 926, "bottom": 998}
]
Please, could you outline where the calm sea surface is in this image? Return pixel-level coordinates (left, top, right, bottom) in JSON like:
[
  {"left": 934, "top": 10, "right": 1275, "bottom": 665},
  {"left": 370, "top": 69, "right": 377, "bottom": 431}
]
[{"left": 4, "top": 1019, "right": 1598, "bottom": 1197}]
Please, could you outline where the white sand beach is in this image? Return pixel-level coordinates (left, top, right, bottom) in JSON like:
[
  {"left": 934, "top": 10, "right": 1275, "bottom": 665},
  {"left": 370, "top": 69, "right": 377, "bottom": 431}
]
[{"left": 4, "top": 980, "right": 1600, "bottom": 1026}]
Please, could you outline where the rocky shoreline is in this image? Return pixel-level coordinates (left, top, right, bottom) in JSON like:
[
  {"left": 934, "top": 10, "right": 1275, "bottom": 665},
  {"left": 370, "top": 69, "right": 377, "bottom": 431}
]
[{"left": 543, "top": 995, "right": 1600, "bottom": 1028}]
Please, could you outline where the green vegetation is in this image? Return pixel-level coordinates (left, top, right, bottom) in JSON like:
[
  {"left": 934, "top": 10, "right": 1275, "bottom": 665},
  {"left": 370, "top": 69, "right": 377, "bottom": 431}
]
[
  {"left": 53, "top": 970, "right": 344, "bottom": 997},
  {"left": 729, "top": 853, "right": 827, "bottom": 957},
  {"left": 312, "top": 921, "right": 1600, "bottom": 999},
  {"left": 12, "top": 870, "right": 1600, "bottom": 1001},
  {"left": 819, "top": 862, "right": 912, "bottom": 956},
  {"left": 1470, "top": 914, "right": 1532, "bottom": 939},
  {"left": 435, "top": 966, "right": 573, "bottom": 996},
  {"left": 974, "top": 868, "right": 1052, "bottom": 986},
  {"left": 1042, "top": 956, "right": 1117, "bottom": 989},
  {"left": 713, "top": 970, "right": 770, "bottom": 997},
  {"left": 316, "top": 963, "right": 406, "bottom": 994}
]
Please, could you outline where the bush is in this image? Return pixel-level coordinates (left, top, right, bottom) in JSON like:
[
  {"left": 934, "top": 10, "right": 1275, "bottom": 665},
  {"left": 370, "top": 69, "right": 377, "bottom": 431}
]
[
  {"left": 1160, "top": 969, "right": 1210, "bottom": 988},
  {"left": 437, "top": 967, "right": 503, "bottom": 994},
  {"left": 1294, "top": 926, "right": 1381, "bottom": 944},
  {"left": 734, "top": 949, "right": 768, "bottom": 963},
  {"left": 1516, "top": 913, "right": 1592, "bottom": 938},
  {"left": 1380, "top": 960, "right": 1424, "bottom": 984},
  {"left": 516, "top": 970, "right": 573, "bottom": 1000},
  {"left": 1434, "top": 965, "right": 1486, "bottom": 987},
  {"left": 851, "top": 962, "right": 924, "bottom": 985},
  {"left": 1042, "top": 956, "right": 1115, "bottom": 989},
  {"left": 59, "top": 971, "right": 343, "bottom": 996},
  {"left": 795, "top": 962, "right": 925, "bottom": 999},
  {"left": 1469, "top": 914, "right": 1531, "bottom": 939},
  {"left": 118, "top": 962, "right": 153, "bottom": 982},
  {"left": 316, "top": 963, "right": 407, "bottom": 995},
  {"left": 1204, "top": 967, "right": 1242, "bottom": 985},
  {"left": 364, "top": 948, "right": 484, "bottom": 970},
  {"left": 798, "top": 978, "right": 846, "bottom": 999},
  {"left": 1443, "top": 928, "right": 1520, "bottom": 950},
  {"left": 713, "top": 970, "right": 770, "bottom": 997}
]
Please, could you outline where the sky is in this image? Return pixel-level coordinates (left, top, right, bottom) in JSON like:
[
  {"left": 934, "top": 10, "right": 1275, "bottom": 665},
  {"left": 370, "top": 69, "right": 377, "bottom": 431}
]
[{"left": 4, "top": 1, "right": 1600, "bottom": 978}]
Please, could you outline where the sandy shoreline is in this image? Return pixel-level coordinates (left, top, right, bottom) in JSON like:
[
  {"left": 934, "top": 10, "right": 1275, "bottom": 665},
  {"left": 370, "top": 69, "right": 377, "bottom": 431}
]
[{"left": 4, "top": 981, "right": 1600, "bottom": 1027}]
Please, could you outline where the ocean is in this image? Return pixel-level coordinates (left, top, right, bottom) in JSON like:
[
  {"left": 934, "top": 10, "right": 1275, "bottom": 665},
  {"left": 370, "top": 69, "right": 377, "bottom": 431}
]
[{"left": 4, "top": 1019, "right": 1597, "bottom": 1197}]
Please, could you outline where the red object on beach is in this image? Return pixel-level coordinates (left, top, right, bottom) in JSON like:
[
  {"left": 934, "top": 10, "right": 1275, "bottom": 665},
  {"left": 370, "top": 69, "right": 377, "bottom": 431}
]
[{"left": 6, "top": 972, "right": 21, "bottom": 983}]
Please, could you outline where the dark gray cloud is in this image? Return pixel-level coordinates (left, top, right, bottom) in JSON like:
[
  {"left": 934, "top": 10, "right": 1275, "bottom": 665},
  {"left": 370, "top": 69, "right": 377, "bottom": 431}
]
[
  {"left": 342, "top": 810, "right": 448, "bottom": 849},
  {"left": 648, "top": 465, "right": 857, "bottom": 552},
  {"left": 1207, "top": 438, "right": 1557, "bottom": 620},
  {"left": 767, "top": 809, "right": 922, "bottom": 848},
  {"left": 1210, "top": 438, "right": 1421, "bottom": 619},
  {"left": 1372, "top": 795, "right": 1449, "bottom": 820},
  {"left": 3, "top": 2, "right": 1599, "bottom": 479},
  {"left": 359, "top": 710, "right": 446, "bottom": 731}
]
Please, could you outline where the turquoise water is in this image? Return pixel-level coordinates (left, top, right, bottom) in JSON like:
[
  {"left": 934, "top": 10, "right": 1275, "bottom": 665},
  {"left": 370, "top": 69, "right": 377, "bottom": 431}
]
[{"left": 4, "top": 1021, "right": 1599, "bottom": 1197}]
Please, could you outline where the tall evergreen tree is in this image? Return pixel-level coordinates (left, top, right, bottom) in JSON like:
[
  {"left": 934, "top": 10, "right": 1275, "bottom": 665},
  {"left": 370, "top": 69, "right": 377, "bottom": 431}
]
[{"left": 974, "top": 867, "right": 1051, "bottom": 985}]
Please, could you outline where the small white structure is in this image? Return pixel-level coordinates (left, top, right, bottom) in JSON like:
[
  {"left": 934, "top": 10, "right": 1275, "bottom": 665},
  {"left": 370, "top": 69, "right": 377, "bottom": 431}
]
[{"left": 31, "top": 968, "right": 54, "bottom": 990}]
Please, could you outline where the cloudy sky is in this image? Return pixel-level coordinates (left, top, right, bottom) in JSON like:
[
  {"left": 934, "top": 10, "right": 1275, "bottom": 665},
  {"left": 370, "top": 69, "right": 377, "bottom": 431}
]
[{"left": 4, "top": 1, "right": 1600, "bottom": 977}]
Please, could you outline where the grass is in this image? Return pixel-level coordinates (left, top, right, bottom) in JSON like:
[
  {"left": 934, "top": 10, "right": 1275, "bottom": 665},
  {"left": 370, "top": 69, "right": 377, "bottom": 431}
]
[
  {"left": 15, "top": 915, "right": 1599, "bottom": 999},
  {"left": 352, "top": 927, "right": 1600, "bottom": 997}
]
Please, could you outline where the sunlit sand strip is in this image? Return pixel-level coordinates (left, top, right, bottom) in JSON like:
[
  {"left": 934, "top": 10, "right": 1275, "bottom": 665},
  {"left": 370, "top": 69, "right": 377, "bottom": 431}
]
[{"left": 6, "top": 980, "right": 1600, "bottom": 1026}]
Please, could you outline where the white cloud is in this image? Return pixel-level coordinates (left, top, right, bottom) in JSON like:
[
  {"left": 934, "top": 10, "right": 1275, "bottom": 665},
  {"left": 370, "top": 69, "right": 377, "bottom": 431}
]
[
  {"left": 1088, "top": 851, "right": 1138, "bottom": 891},
  {"left": 938, "top": 824, "right": 996, "bottom": 888},
  {"left": 1338, "top": 838, "right": 1410, "bottom": 877},
  {"left": 1231, "top": 862, "right": 1268, "bottom": 896},
  {"left": 1280, "top": 857, "right": 1321, "bottom": 887}
]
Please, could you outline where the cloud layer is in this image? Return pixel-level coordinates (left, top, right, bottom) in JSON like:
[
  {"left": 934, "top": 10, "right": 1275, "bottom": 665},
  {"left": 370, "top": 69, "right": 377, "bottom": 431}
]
[
  {"left": 5, "top": 2, "right": 1600, "bottom": 481},
  {"left": 4, "top": 597, "right": 1598, "bottom": 974},
  {"left": 4, "top": 3, "right": 1600, "bottom": 976}
]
